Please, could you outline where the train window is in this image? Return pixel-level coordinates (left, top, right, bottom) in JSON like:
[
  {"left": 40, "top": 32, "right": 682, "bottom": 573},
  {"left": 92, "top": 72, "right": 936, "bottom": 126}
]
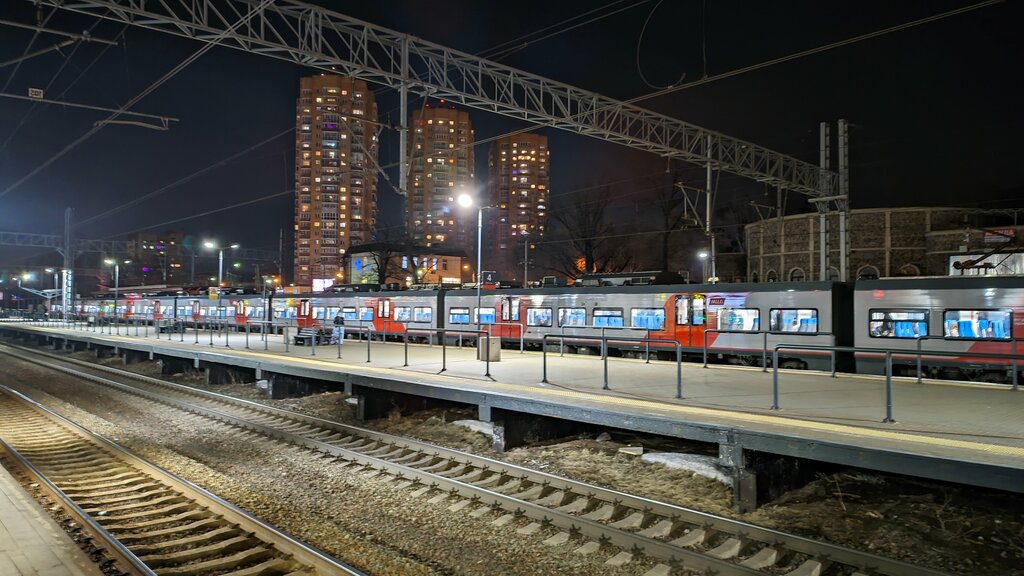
[
  {"left": 474, "top": 307, "right": 496, "bottom": 324},
  {"left": 943, "top": 309, "right": 1011, "bottom": 340},
  {"left": 449, "top": 307, "right": 471, "bottom": 324},
  {"left": 526, "top": 307, "right": 553, "bottom": 327},
  {"left": 377, "top": 299, "right": 391, "bottom": 318},
  {"left": 358, "top": 307, "right": 373, "bottom": 321},
  {"left": 718, "top": 308, "right": 760, "bottom": 332},
  {"left": 558, "top": 307, "right": 587, "bottom": 327},
  {"left": 501, "top": 297, "right": 521, "bottom": 322},
  {"left": 413, "top": 307, "right": 433, "bottom": 323},
  {"left": 867, "top": 309, "right": 925, "bottom": 338},
  {"left": 630, "top": 308, "right": 665, "bottom": 330},
  {"left": 675, "top": 297, "right": 689, "bottom": 325},
  {"left": 692, "top": 296, "right": 706, "bottom": 326},
  {"left": 770, "top": 309, "right": 819, "bottom": 333},
  {"left": 342, "top": 307, "right": 357, "bottom": 321},
  {"left": 593, "top": 308, "right": 624, "bottom": 327},
  {"left": 394, "top": 306, "right": 412, "bottom": 322}
]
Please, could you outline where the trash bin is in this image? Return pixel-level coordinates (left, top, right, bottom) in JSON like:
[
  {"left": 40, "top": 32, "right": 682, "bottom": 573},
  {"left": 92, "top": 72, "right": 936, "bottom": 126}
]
[{"left": 477, "top": 336, "right": 501, "bottom": 361}]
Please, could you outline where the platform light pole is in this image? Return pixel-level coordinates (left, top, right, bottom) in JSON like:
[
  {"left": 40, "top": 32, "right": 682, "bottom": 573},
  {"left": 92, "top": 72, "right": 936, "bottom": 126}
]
[
  {"left": 204, "top": 241, "right": 239, "bottom": 287},
  {"left": 698, "top": 251, "right": 708, "bottom": 283},
  {"left": 104, "top": 259, "right": 130, "bottom": 334},
  {"left": 521, "top": 231, "right": 530, "bottom": 288},
  {"left": 458, "top": 193, "right": 493, "bottom": 330}
]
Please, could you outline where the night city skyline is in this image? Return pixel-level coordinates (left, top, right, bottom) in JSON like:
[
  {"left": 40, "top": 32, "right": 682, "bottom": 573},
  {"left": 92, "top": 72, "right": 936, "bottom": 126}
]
[{"left": 1, "top": 0, "right": 1022, "bottom": 285}]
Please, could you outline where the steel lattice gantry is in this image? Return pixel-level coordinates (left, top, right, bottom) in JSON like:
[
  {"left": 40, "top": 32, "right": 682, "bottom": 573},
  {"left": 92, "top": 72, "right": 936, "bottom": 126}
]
[{"left": 41, "top": 0, "right": 838, "bottom": 196}]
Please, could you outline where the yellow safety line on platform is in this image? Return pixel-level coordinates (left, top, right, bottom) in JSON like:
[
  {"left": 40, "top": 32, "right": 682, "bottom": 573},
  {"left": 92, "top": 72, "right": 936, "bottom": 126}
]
[{"left": 19, "top": 325, "right": 1024, "bottom": 460}]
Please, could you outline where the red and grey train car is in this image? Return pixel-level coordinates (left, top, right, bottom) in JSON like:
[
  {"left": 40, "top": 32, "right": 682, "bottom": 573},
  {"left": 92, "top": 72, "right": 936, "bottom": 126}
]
[{"left": 854, "top": 276, "right": 1023, "bottom": 382}]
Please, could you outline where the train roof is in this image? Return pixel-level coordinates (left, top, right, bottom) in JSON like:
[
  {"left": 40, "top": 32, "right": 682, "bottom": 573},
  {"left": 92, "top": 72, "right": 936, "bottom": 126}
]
[{"left": 856, "top": 276, "right": 1024, "bottom": 290}]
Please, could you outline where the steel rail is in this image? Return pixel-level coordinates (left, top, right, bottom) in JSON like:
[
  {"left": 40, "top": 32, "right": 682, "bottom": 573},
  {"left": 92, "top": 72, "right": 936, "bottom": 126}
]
[
  {"left": 0, "top": 341, "right": 953, "bottom": 576},
  {"left": 0, "top": 383, "right": 365, "bottom": 576}
]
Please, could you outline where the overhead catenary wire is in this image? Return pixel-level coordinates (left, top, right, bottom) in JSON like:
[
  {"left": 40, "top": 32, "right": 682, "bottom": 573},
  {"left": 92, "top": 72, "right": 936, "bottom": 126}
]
[
  {"left": 621, "top": 0, "right": 1004, "bottom": 107},
  {"left": 0, "top": 0, "right": 275, "bottom": 201},
  {"left": 0, "top": 5, "right": 58, "bottom": 93},
  {"left": 0, "top": 14, "right": 115, "bottom": 157}
]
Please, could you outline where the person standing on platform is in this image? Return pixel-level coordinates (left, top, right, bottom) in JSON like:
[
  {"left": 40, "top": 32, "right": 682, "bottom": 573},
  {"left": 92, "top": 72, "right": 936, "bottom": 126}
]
[{"left": 332, "top": 312, "right": 346, "bottom": 345}]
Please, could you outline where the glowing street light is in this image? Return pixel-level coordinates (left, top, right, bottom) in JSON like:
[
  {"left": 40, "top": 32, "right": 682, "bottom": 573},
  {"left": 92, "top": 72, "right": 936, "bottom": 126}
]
[
  {"left": 457, "top": 192, "right": 494, "bottom": 329},
  {"left": 204, "top": 241, "right": 240, "bottom": 287},
  {"left": 103, "top": 259, "right": 131, "bottom": 334}
]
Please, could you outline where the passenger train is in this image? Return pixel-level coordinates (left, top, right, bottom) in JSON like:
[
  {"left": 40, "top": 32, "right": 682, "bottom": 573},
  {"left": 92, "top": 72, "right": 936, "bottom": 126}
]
[{"left": 59, "top": 275, "right": 1024, "bottom": 384}]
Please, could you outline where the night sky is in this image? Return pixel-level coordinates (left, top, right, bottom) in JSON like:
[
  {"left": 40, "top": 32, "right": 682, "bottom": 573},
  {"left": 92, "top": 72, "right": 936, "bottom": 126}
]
[{"left": 1, "top": 0, "right": 1021, "bottom": 277}]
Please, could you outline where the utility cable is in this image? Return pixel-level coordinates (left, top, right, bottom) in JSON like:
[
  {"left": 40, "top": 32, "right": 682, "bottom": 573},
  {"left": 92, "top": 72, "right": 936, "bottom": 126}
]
[
  {"left": 0, "top": 0, "right": 274, "bottom": 200},
  {"left": 77, "top": 126, "right": 295, "bottom": 227},
  {"left": 622, "top": 0, "right": 1004, "bottom": 106},
  {"left": 635, "top": 0, "right": 685, "bottom": 89},
  {"left": 1, "top": 5, "right": 58, "bottom": 92}
]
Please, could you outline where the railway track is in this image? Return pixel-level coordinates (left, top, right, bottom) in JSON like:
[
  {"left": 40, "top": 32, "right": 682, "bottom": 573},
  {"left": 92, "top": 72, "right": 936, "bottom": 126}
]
[
  {"left": 0, "top": 340, "right": 952, "bottom": 576},
  {"left": 0, "top": 383, "right": 363, "bottom": 576}
]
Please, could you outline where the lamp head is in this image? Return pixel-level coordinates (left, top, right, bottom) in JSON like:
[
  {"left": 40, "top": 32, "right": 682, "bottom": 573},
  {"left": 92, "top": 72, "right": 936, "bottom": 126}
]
[
  {"left": 104, "top": 259, "right": 115, "bottom": 266},
  {"left": 203, "top": 241, "right": 215, "bottom": 249},
  {"left": 456, "top": 193, "right": 473, "bottom": 208},
  {"left": 229, "top": 243, "right": 240, "bottom": 249},
  {"left": 698, "top": 251, "right": 708, "bottom": 259}
]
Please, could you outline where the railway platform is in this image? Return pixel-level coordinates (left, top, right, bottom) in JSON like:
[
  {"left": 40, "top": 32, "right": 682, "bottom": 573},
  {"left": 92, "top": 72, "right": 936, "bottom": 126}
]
[
  {"left": 0, "top": 461, "right": 103, "bottom": 576},
  {"left": 2, "top": 321, "right": 1022, "bottom": 510}
]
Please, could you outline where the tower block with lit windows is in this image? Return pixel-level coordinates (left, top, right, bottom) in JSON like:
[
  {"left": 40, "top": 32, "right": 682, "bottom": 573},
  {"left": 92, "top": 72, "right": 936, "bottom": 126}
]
[
  {"left": 487, "top": 134, "right": 550, "bottom": 281},
  {"left": 406, "top": 104, "right": 475, "bottom": 250},
  {"left": 294, "top": 75, "right": 378, "bottom": 287}
]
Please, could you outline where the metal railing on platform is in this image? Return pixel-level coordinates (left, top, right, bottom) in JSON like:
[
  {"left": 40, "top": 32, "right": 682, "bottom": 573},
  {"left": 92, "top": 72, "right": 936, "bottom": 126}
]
[
  {"left": 541, "top": 333, "right": 683, "bottom": 398},
  {"left": 702, "top": 328, "right": 837, "bottom": 373},
  {"left": 772, "top": 343, "right": 1024, "bottom": 423}
]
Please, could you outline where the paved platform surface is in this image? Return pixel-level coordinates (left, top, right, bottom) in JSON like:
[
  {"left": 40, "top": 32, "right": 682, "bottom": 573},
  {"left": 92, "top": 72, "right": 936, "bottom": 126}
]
[
  {"left": 0, "top": 461, "right": 103, "bottom": 576},
  {"left": 7, "top": 322, "right": 1024, "bottom": 476}
]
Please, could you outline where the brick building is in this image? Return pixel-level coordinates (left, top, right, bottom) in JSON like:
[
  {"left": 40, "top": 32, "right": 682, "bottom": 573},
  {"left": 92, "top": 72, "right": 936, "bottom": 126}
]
[{"left": 745, "top": 207, "right": 1024, "bottom": 282}]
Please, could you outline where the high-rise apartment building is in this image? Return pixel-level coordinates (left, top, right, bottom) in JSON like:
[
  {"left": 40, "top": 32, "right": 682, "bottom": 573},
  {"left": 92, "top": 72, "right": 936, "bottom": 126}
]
[
  {"left": 407, "top": 104, "right": 474, "bottom": 249},
  {"left": 294, "top": 75, "right": 378, "bottom": 287},
  {"left": 487, "top": 133, "right": 550, "bottom": 280}
]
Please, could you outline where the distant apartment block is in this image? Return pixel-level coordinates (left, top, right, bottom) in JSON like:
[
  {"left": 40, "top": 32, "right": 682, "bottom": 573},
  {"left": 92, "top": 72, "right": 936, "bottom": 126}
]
[
  {"left": 487, "top": 133, "right": 550, "bottom": 279},
  {"left": 406, "top": 104, "right": 474, "bottom": 250},
  {"left": 294, "top": 74, "right": 378, "bottom": 286}
]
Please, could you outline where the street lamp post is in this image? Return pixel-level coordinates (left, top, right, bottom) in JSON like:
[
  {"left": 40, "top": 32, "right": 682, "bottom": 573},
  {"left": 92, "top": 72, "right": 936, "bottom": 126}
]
[
  {"left": 104, "top": 259, "right": 130, "bottom": 334},
  {"left": 458, "top": 193, "right": 491, "bottom": 330},
  {"left": 698, "top": 251, "right": 709, "bottom": 283},
  {"left": 521, "top": 231, "right": 530, "bottom": 288},
  {"left": 204, "top": 241, "right": 240, "bottom": 287}
]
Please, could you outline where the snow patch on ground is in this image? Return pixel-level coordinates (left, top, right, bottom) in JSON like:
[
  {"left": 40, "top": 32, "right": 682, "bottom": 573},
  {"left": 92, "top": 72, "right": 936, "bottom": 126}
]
[
  {"left": 640, "top": 453, "right": 731, "bottom": 486},
  {"left": 452, "top": 419, "right": 494, "bottom": 439}
]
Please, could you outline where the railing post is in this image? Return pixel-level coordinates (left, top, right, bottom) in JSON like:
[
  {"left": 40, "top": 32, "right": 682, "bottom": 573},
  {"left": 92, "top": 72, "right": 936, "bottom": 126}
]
[
  {"left": 403, "top": 331, "right": 409, "bottom": 367},
  {"left": 209, "top": 321, "right": 214, "bottom": 347},
  {"left": 284, "top": 324, "right": 289, "bottom": 352},
  {"left": 245, "top": 322, "right": 250, "bottom": 349},
  {"left": 366, "top": 328, "right": 371, "bottom": 363},
  {"left": 916, "top": 336, "right": 924, "bottom": 384},
  {"left": 762, "top": 331, "right": 768, "bottom": 372},
  {"left": 559, "top": 325, "right": 565, "bottom": 356},
  {"left": 264, "top": 323, "right": 269, "bottom": 350},
  {"left": 645, "top": 329, "right": 651, "bottom": 363},
  {"left": 311, "top": 324, "right": 317, "bottom": 356},
  {"left": 602, "top": 337, "right": 609, "bottom": 390},
  {"left": 1013, "top": 339, "right": 1019, "bottom": 391},
  {"left": 484, "top": 330, "right": 491, "bottom": 378},
  {"left": 702, "top": 330, "right": 709, "bottom": 368},
  {"left": 194, "top": 321, "right": 199, "bottom": 344},
  {"left": 541, "top": 335, "right": 548, "bottom": 383},
  {"left": 440, "top": 329, "right": 447, "bottom": 372},
  {"left": 520, "top": 323, "right": 524, "bottom": 353},
  {"left": 675, "top": 344, "right": 683, "bottom": 399},
  {"left": 771, "top": 348, "right": 781, "bottom": 410},
  {"left": 883, "top": 351, "right": 895, "bottom": 423},
  {"left": 830, "top": 333, "right": 836, "bottom": 378}
]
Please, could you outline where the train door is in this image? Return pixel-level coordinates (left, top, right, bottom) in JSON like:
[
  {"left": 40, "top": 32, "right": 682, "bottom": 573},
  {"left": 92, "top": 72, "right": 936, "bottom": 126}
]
[
  {"left": 499, "top": 296, "right": 521, "bottom": 338},
  {"left": 376, "top": 297, "right": 392, "bottom": 332},
  {"left": 672, "top": 294, "right": 707, "bottom": 347},
  {"left": 297, "top": 299, "right": 314, "bottom": 328},
  {"left": 233, "top": 300, "right": 248, "bottom": 326},
  {"left": 152, "top": 300, "right": 163, "bottom": 321}
]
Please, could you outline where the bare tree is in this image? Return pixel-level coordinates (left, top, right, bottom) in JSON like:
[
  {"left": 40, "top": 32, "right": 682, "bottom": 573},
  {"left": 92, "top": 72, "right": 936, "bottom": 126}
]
[
  {"left": 541, "top": 185, "right": 633, "bottom": 279},
  {"left": 653, "top": 174, "right": 692, "bottom": 272}
]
